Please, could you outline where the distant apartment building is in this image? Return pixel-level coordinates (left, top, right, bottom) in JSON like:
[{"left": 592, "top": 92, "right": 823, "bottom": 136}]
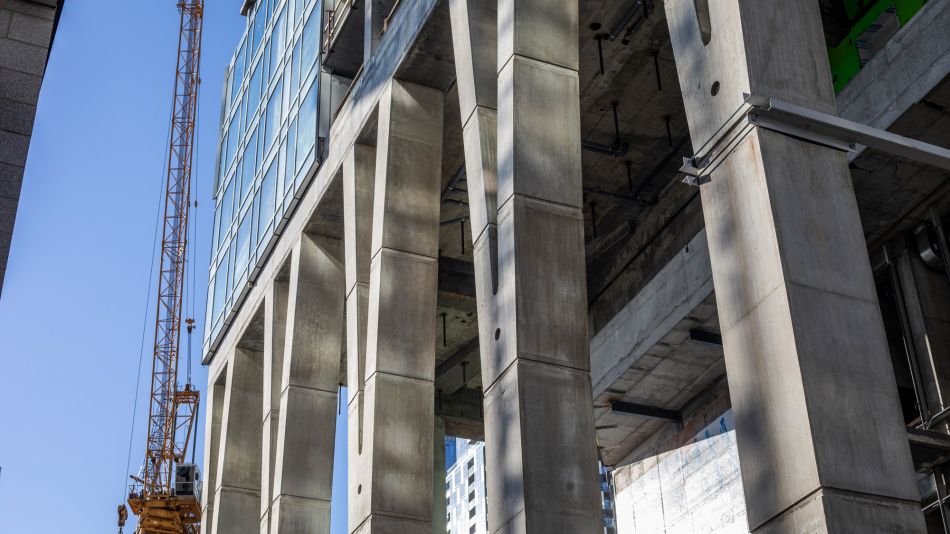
[
  {"left": 599, "top": 463, "right": 617, "bottom": 534},
  {"left": 446, "top": 439, "right": 487, "bottom": 534},
  {"left": 0, "top": 0, "right": 64, "bottom": 297}
]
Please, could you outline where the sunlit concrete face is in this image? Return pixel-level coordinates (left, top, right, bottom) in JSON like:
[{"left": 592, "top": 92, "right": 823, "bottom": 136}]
[
  {"left": 665, "top": 0, "right": 925, "bottom": 530},
  {"left": 200, "top": 0, "right": 950, "bottom": 533}
]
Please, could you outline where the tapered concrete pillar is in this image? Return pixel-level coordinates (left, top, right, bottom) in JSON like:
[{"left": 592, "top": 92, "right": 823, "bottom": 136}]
[
  {"left": 201, "top": 375, "right": 226, "bottom": 532},
  {"left": 664, "top": 0, "right": 924, "bottom": 531},
  {"left": 898, "top": 246, "right": 950, "bottom": 421},
  {"left": 450, "top": 0, "right": 603, "bottom": 532},
  {"left": 269, "top": 234, "right": 345, "bottom": 534},
  {"left": 261, "top": 281, "right": 289, "bottom": 534},
  {"left": 211, "top": 348, "right": 264, "bottom": 534},
  {"left": 348, "top": 79, "right": 443, "bottom": 534},
  {"left": 344, "top": 143, "right": 376, "bottom": 533}
]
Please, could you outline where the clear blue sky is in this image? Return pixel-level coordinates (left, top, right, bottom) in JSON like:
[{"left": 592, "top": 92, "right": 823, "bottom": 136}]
[{"left": 0, "top": 2, "right": 347, "bottom": 532}]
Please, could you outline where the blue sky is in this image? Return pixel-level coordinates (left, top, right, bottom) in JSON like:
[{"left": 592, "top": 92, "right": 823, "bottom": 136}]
[{"left": 0, "top": 2, "right": 347, "bottom": 532}]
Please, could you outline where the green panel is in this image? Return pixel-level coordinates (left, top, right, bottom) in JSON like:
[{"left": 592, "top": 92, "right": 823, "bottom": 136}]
[{"left": 827, "top": 0, "right": 930, "bottom": 93}]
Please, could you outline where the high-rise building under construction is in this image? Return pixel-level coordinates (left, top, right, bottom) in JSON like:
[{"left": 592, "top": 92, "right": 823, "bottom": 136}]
[{"left": 201, "top": 0, "right": 950, "bottom": 532}]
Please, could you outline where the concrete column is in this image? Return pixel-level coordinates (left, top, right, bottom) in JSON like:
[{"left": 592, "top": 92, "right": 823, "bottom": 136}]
[
  {"left": 343, "top": 143, "right": 376, "bottom": 532},
  {"left": 201, "top": 375, "right": 226, "bottom": 531},
  {"left": 448, "top": 0, "right": 499, "bottom": 342},
  {"left": 664, "top": 0, "right": 924, "bottom": 530},
  {"left": 261, "top": 282, "right": 289, "bottom": 534},
  {"left": 898, "top": 247, "right": 950, "bottom": 421},
  {"left": 211, "top": 348, "right": 264, "bottom": 534},
  {"left": 433, "top": 417, "right": 447, "bottom": 534},
  {"left": 269, "top": 234, "right": 345, "bottom": 534},
  {"left": 450, "top": 0, "right": 604, "bottom": 532},
  {"left": 364, "top": 0, "right": 397, "bottom": 64},
  {"left": 348, "top": 79, "right": 443, "bottom": 534}
]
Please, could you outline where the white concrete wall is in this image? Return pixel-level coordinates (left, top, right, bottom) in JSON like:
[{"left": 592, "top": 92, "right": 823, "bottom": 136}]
[{"left": 614, "top": 410, "right": 746, "bottom": 534}]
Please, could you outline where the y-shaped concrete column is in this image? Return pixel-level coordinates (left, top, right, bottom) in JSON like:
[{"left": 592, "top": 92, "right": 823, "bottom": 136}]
[
  {"left": 269, "top": 234, "right": 345, "bottom": 534},
  {"left": 201, "top": 374, "right": 225, "bottom": 530},
  {"left": 211, "top": 348, "right": 264, "bottom": 534},
  {"left": 348, "top": 79, "right": 443, "bottom": 534},
  {"left": 261, "top": 281, "right": 289, "bottom": 534},
  {"left": 343, "top": 143, "right": 375, "bottom": 533},
  {"left": 450, "top": 0, "right": 603, "bottom": 531},
  {"left": 664, "top": 0, "right": 924, "bottom": 530}
]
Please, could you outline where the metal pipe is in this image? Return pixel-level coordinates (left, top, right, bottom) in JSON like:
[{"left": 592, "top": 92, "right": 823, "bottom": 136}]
[
  {"left": 597, "top": 36, "right": 605, "bottom": 75},
  {"left": 927, "top": 404, "right": 950, "bottom": 431},
  {"left": 653, "top": 52, "right": 662, "bottom": 91},
  {"left": 630, "top": 136, "right": 690, "bottom": 200},
  {"left": 440, "top": 216, "right": 469, "bottom": 228},
  {"left": 582, "top": 139, "right": 629, "bottom": 157},
  {"left": 607, "top": 0, "right": 643, "bottom": 41},
  {"left": 583, "top": 187, "right": 651, "bottom": 205},
  {"left": 443, "top": 199, "right": 469, "bottom": 207},
  {"left": 612, "top": 103, "right": 622, "bottom": 146},
  {"left": 884, "top": 244, "right": 931, "bottom": 423},
  {"left": 440, "top": 164, "right": 467, "bottom": 204}
]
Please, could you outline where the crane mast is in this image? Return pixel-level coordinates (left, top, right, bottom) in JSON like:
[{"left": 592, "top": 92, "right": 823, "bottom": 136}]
[{"left": 125, "top": 2, "right": 204, "bottom": 533}]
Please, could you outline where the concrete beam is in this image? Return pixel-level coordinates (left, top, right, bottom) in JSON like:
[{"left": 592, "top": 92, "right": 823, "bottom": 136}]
[
  {"left": 837, "top": 0, "right": 950, "bottom": 131},
  {"left": 590, "top": 229, "right": 712, "bottom": 398}
]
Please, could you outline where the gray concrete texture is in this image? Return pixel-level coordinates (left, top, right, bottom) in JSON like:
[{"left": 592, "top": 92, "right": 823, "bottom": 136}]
[
  {"left": 200, "top": 0, "right": 950, "bottom": 533},
  {"left": 0, "top": 0, "right": 58, "bottom": 297},
  {"left": 270, "top": 235, "right": 345, "bottom": 534},
  {"left": 349, "top": 79, "right": 444, "bottom": 534},
  {"left": 665, "top": 0, "right": 924, "bottom": 530}
]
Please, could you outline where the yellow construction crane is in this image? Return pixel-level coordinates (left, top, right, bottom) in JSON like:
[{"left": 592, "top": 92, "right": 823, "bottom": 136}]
[{"left": 120, "top": 2, "right": 204, "bottom": 533}]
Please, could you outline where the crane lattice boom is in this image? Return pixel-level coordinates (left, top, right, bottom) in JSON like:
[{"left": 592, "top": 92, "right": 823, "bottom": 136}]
[{"left": 126, "top": 2, "right": 204, "bottom": 533}]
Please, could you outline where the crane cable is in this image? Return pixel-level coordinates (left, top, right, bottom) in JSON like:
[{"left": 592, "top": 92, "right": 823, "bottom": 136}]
[{"left": 121, "top": 106, "right": 175, "bottom": 505}]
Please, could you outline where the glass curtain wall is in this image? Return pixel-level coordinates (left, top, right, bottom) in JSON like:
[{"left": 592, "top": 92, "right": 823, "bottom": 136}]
[{"left": 204, "top": 0, "right": 325, "bottom": 351}]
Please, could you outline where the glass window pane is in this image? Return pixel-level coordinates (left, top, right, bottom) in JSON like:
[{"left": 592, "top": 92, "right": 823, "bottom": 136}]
[
  {"left": 291, "top": 39, "right": 301, "bottom": 100},
  {"left": 241, "top": 128, "right": 258, "bottom": 203},
  {"left": 253, "top": 6, "right": 266, "bottom": 59},
  {"left": 217, "top": 132, "right": 227, "bottom": 189},
  {"left": 247, "top": 60, "right": 262, "bottom": 125},
  {"left": 236, "top": 213, "right": 252, "bottom": 283},
  {"left": 219, "top": 177, "right": 234, "bottom": 245},
  {"left": 259, "top": 159, "right": 278, "bottom": 243},
  {"left": 277, "top": 139, "right": 286, "bottom": 197},
  {"left": 231, "top": 41, "right": 246, "bottom": 103},
  {"left": 286, "top": 119, "right": 297, "bottom": 193},
  {"left": 226, "top": 112, "right": 240, "bottom": 167},
  {"left": 212, "top": 253, "right": 229, "bottom": 322},
  {"left": 296, "top": 82, "right": 316, "bottom": 172},
  {"left": 283, "top": 62, "right": 292, "bottom": 121},
  {"left": 302, "top": 10, "right": 318, "bottom": 80},
  {"left": 226, "top": 238, "right": 236, "bottom": 306},
  {"left": 263, "top": 40, "right": 271, "bottom": 86},
  {"left": 211, "top": 203, "right": 221, "bottom": 253},
  {"left": 296, "top": 0, "right": 304, "bottom": 24},
  {"left": 265, "top": 78, "right": 283, "bottom": 152},
  {"left": 274, "top": 6, "right": 286, "bottom": 54},
  {"left": 270, "top": 34, "right": 282, "bottom": 81}
]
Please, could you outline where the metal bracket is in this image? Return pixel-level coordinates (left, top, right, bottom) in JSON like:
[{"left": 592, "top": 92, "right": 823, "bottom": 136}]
[{"left": 681, "top": 93, "right": 950, "bottom": 186}]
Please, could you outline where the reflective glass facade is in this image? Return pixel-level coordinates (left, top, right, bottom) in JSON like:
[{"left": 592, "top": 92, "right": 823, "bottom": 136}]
[{"left": 204, "top": 0, "right": 346, "bottom": 353}]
